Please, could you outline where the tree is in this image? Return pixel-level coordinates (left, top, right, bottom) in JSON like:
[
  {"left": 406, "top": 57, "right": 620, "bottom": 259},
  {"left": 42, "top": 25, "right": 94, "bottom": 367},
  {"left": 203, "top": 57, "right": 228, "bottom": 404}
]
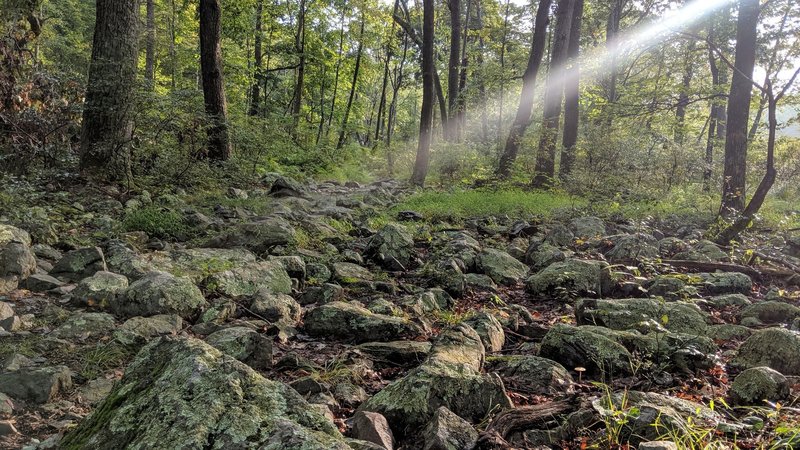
[
  {"left": 144, "top": 0, "right": 156, "bottom": 86},
  {"left": 336, "top": 10, "right": 366, "bottom": 150},
  {"left": 290, "top": 0, "right": 306, "bottom": 133},
  {"left": 719, "top": 0, "right": 758, "bottom": 216},
  {"left": 199, "top": 0, "right": 232, "bottom": 160},
  {"left": 79, "top": 0, "right": 142, "bottom": 183},
  {"left": 600, "top": 0, "right": 625, "bottom": 128},
  {"left": 559, "top": 0, "right": 583, "bottom": 179},
  {"left": 249, "top": 0, "right": 264, "bottom": 116},
  {"left": 446, "top": 0, "right": 461, "bottom": 141},
  {"left": 496, "top": 0, "right": 553, "bottom": 179},
  {"left": 532, "top": 0, "right": 573, "bottom": 187},
  {"left": 410, "top": 0, "right": 435, "bottom": 186}
]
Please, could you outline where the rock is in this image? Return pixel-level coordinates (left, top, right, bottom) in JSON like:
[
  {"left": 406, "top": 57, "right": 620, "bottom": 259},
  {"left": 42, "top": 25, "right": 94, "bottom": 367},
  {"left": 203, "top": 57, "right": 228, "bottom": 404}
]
[
  {"left": 103, "top": 240, "right": 155, "bottom": 281},
  {"left": 77, "top": 377, "right": 116, "bottom": 405},
  {"left": 0, "top": 420, "right": 18, "bottom": 437},
  {"left": 540, "top": 324, "right": 632, "bottom": 376},
  {"left": 644, "top": 276, "right": 688, "bottom": 300},
  {"left": 60, "top": 336, "right": 350, "bottom": 450},
  {"left": 695, "top": 272, "right": 752, "bottom": 295},
  {"left": 576, "top": 298, "right": 708, "bottom": 334},
  {"left": 266, "top": 173, "right": 309, "bottom": 198},
  {"left": 639, "top": 441, "right": 678, "bottom": 450},
  {"left": 569, "top": 217, "right": 605, "bottom": 238},
  {"left": 206, "top": 218, "right": 297, "bottom": 254},
  {"left": 525, "top": 243, "right": 566, "bottom": 271},
  {"left": 0, "top": 365, "right": 72, "bottom": 404},
  {"left": 357, "top": 341, "right": 432, "bottom": 367},
  {"left": 161, "top": 247, "right": 257, "bottom": 282},
  {"left": 544, "top": 224, "right": 574, "bottom": 247},
  {"left": 465, "top": 311, "right": 505, "bottom": 352},
  {"left": 300, "top": 283, "right": 344, "bottom": 306},
  {"left": 526, "top": 259, "right": 611, "bottom": 298},
  {"left": 333, "top": 262, "right": 375, "bottom": 284},
  {"left": 334, "top": 382, "right": 368, "bottom": 407},
  {"left": 0, "top": 392, "right": 12, "bottom": 414},
  {"left": 605, "top": 234, "right": 659, "bottom": 263},
  {"left": 351, "top": 411, "right": 395, "bottom": 450},
  {"left": 730, "top": 366, "right": 789, "bottom": 405},
  {"left": 366, "top": 223, "right": 414, "bottom": 271},
  {"left": 359, "top": 324, "right": 512, "bottom": 437},
  {"left": 705, "top": 324, "right": 752, "bottom": 341},
  {"left": 249, "top": 288, "right": 301, "bottom": 325},
  {"left": 50, "top": 312, "right": 116, "bottom": 340},
  {"left": 50, "top": 247, "right": 107, "bottom": 282},
  {"left": 24, "top": 273, "right": 65, "bottom": 292},
  {"left": 206, "top": 260, "right": 291, "bottom": 298},
  {"left": 114, "top": 314, "right": 183, "bottom": 346},
  {"left": 0, "top": 302, "right": 14, "bottom": 323},
  {"left": 205, "top": 326, "right": 272, "bottom": 369},
  {"left": 488, "top": 355, "right": 573, "bottom": 395},
  {"left": 270, "top": 255, "right": 307, "bottom": 281},
  {"left": 433, "top": 258, "right": 466, "bottom": 298},
  {"left": 111, "top": 271, "right": 207, "bottom": 319},
  {"left": 70, "top": 271, "right": 129, "bottom": 308},
  {"left": 740, "top": 301, "right": 800, "bottom": 325},
  {"left": 477, "top": 248, "right": 529, "bottom": 286},
  {"left": 734, "top": 328, "right": 800, "bottom": 375},
  {"left": 304, "top": 302, "right": 422, "bottom": 344},
  {"left": 706, "top": 293, "right": 751, "bottom": 308},
  {"left": 0, "top": 225, "right": 36, "bottom": 281},
  {"left": 422, "top": 406, "right": 478, "bottom": 450}
]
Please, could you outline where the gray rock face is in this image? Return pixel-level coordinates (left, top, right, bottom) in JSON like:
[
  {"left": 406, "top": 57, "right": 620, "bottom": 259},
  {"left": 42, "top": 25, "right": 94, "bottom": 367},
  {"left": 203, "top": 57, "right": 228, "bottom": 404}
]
[
  {"left": 206, "top": 260, "right": 292, "bottom": 298},
  {"left": 465, "top": 311, "right": 505, "bottom": 352},
  {"left": 60, "top": 336, "right": 350, "bottom": 450},
  {"left": 350, "top": 411, "right": 395, "bottom": 450},
  {"left": 71, "top": 271, "right": 129, "bottom": 307},
  {"left": 696, "top": 272, "right": 752, "bottom": 295},
  {"left": 569, "top": 217, "right": 605, "bottom": 238},
  {"left": 50, "top": 312, "right": 116, "bottom": 340},
  {"left": 605, "top": 234, "right": 659, "bottom": 263},
  {"left": 300, "top": 283, "right": 344, "bottom": 306},
  {"left": 357, "top": 341, "right": 432, "bottom": 367},
  {"left": 366, "top": 223, "right": 415, "bottom": 271},
  {"left": 304, "top": 302, "right": 422, "bottom": 343},
  {"left": 0, "top": 365, "right": 72, "bottom": 404},
  {"left": 50, "top": 247, "right": 107, "bottom": 282},
  {"left": 359, "top": 324, "right": 512, "bottom": 437},
  {"left": 249, "top": 288, "right": 302, "bottom": 325},
  {"left": 477, "top": 248, "right": 529, "bottom": 286},
  {"left": 0, "top": 225, "right": 36, "bottom": 293},
  {"left": 734, "top": 328, "right": 800, "bottom": 375},
  {"left": 333, "top": 262, "right": 375, "bottom": 284},
  {"left": 526, "top": 259, "right": 611, "bottom": 298},
  {"left": 206, "top": 218, "right": 297, "bottom": 254},
  {"left": 525, "top": 243, "right": 566, "bottom": 271},
  {"left": 730, "top": 366, "right": 789, "bottom": 405},
  {"left": 115, "top": 314, "right": 183, "bottom": 346},
  {"left": 24, "top": 273, "right": 65, "bottom": 292},
  {"left": 740, "top": 301, "right": 800, "bottom": 325},
  {"left": 488, "top": 355, "right": 573, "bottom": 395},
  {"left": 540, "top": 324, "right": 632, "bottom": 376},
  {"left": 104, "top": 240, "right": 154, "bottom": 281},
  {"left": 205, "top": 326, "right": 272, "bottom": 369},
  {"left": 576, "top": 298, "right": 708, "bottom": 334},
  {"left": 422, "top": 406, "right": 478, "bottom": 450},
  {"left": 112, "top": 271, "right": 208, "bottom": 319}
]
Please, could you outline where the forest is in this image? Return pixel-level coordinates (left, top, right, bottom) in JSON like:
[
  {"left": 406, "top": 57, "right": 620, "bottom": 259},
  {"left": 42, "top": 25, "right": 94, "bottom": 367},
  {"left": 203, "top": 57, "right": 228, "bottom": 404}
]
[{"left": 1, "top": 0, "right": 800, "bottom": 448}]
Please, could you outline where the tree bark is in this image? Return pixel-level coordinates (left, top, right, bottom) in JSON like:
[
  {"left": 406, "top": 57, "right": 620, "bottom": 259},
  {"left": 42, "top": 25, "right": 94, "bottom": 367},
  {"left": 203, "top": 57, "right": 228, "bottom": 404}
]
[
  {"left": 249, "top": 0, "right": 263, "bottom": 116},
  {"left": 145, "top": 0, "right": 156, "bottom": 87},
  {"left": 497, "top": 0, "right": 511, "bottom": 144},
  {"left": 703, "top": 46, "right": 721, "bottom": 192},
  {"left": 532, "top": 0, "right": 574, "bottom": 187},
  {"left": 601, "top": 0, "right": 623, "bottom": 128},
  {"left": 455, "top": 0, "right": 472, "bottom": 138},
  {"left": 495, "top": 0, "right": 552, "bottom": 179},
  {"left": 720, "top": 0, "right": 758, "bottom": 216},
  {"left": 336, "top": 11, "right": 366, "bottom": 150},
  {"left": 199, "top": 0, "right": 232, "bottom": 160},
  {"left": 326, "top": 6, "right": 346, "bottom": 136},
  {"left": 559, "top": 0, "right": 583, "bottom": 179},
  {"left": 446, "top": 0, "right": 461, "bottom": 141},
  {"left": 291, "top": 0, "right": 306, "bottom": 132},
  {"left": 80, "top": 0, "right": 142, "bottom": 183},
  {"left": 411, "top": 0, "right": 435, "bottom": 186},
  {"left": 674, "top": 39, "right": 695, "bottom": 145}
]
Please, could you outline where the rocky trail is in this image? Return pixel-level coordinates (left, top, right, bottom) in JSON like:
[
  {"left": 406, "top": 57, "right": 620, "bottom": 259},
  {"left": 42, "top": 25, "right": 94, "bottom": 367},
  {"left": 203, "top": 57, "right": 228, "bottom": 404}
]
[{"left": 1, "top": 175, "right": 800, "bottom": 449}]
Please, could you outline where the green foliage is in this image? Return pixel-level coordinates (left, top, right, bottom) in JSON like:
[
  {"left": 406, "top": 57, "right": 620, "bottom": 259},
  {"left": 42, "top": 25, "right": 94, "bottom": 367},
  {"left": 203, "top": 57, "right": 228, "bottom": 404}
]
[{"left": 121, "top": 206, "right": 189, "bottom": 240}]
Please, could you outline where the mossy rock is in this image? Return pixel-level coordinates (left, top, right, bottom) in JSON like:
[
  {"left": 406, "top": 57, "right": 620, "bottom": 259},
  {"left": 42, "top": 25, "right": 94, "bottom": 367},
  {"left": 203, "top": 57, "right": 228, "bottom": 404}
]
[
  {"left": 205, "top": 260, "right": 291, "bottom": 298},
  {"left": 526, "top": 259, "right": 612, "bottom": 299},
  {"left": 111, "top": 271, "right": 208, "bottom": 319},
  {"left": 694, "top": 272, "right": 752, "bottom": 296},
  {"left": 304, "top": 301, "right": 422, "bottom": 343},
  {"left": 730, "top": 366, "right": 789, "bottom": 405},
  {"left": 365, "top": 223, "right": 414, "bottom": 271},
  {"left": 539, "top": 324, "right": 632, "bottom": 376},
  {"left": 740, "top": 301, "right": 800, "bottom": 326},
  {"left": 487, "top": 355, "right": 573, "bottom": 394},
  {"left": 576, "top": 298, "right": 708, "bottom": 334},
  {"left": 733, "top": 328, "right": 800, "bottom": 375},
  {"left": 61, "top": 336, "right": 350, "bottom": 450},
  {"left": 477, "top": 248, "right": 529, "bottom": 286}
]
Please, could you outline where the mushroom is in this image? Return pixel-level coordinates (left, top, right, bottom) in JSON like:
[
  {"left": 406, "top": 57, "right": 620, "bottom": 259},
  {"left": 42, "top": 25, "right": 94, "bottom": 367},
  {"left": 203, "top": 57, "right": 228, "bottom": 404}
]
[{"left": 574, "top": 366, "right": 586, "bottom": 383}]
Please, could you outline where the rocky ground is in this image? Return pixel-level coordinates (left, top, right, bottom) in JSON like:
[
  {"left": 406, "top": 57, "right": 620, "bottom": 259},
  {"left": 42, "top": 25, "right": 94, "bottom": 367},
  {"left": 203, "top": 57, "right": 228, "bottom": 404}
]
[{"left": 1, "top": 175, "right": 800, "bottom": 449}]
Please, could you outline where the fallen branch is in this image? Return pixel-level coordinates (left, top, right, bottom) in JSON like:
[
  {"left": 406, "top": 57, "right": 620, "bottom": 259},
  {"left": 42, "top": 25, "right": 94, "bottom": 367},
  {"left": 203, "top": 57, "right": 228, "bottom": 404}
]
[{"left": 480, "top": 400, "right": 574, "bottom": 441}]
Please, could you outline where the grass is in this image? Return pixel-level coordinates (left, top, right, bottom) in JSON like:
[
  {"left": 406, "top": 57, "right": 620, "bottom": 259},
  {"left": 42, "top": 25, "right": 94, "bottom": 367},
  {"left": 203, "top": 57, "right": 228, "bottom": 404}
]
[{"left": 122, "top": 206, "right": 190, "bottom": 240}]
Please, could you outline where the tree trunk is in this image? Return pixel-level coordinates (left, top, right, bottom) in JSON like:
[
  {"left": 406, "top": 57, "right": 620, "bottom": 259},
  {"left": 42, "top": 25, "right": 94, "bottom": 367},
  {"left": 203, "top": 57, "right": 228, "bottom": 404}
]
[
  {"left": 674, "top": 39, "right": 695, "bottom": 145},
  {"left": 249, "top": 0, "right": 263, "bottom": 117},
  {"left": 145, "top": 0, "right": 156, "bottom": 87},
  {"left": 326, "top": 7, "right": 346, "bottom": 136},
  {"left": 199, "top": 0, "right": 232, "bottom": 160},
  {"left": 446, "top": 0, "right": 461, "bottom": 141},
  {"left": 169, "top": 0, "right": 177, "bottom": 89},
  {"left": 336, "top": 12, "right": 366, "bottom": 150},
  {"left": 387, "top": 33, "right": 409, "bottom": 164},
  {"left": 497, "top": 0, "right": 511, "bottom": 144},
  {"left": 291, "top": 0, "right": 306, "bottom": 132},
  {"left": 496, "top": 0, "right": 553, "bottom": 179},
  {"left": 455, "top": 0, "right": 472, "bottom": 138},
  {"left": 559, "top": 0, "right": 583, "bottom": 179},
  {"left": 703, "top": 46, "right": 721, "bottom": 192},
  {"left": 720, "top": 0, "right": 758, "bottom": 216},
  {"left": 532, "top": 0, "right": 574, "bottom": 187},
  {"left": 411, "top": 0, "right": 435, "bottom": 186},
  {"left": 80, "top": 0, "right": 141, "bottom": 183},
  {"left": 601, "top": 0, "right": 623, "bottom": 128},
  {"left": 747, "top": 3, "right": 790, "bottom": 140},
  {"left": 376, "top": 2, "right": 398, "bottom": 143}
]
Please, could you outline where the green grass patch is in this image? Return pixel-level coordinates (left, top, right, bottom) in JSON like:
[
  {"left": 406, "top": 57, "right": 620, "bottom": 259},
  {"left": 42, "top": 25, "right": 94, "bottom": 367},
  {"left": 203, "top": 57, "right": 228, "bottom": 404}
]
[
  {"left": 122, "top": 206, "right": 190, "bottom": 240},
  {"left": 392, "top": 189, "right": 586, "bottom": 222}
]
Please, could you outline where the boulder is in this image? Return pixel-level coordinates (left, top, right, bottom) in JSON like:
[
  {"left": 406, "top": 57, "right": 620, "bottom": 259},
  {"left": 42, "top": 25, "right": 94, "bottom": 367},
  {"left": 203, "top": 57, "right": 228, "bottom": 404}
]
[
  {"left": 299, "top": 283, "right": 344, "bottom": 306},
  {"left": 540, "top": 324, "right": 632, "bottom": 376},
  {"left": 569, "top": 217, "right": 605, "bottom": 238},
  {"left": 206, "top": 218, "right": 297, "bottom": 254},
  {"left": 114, "top": 314, "right": 183, "bottom": 346},
  {"left": 488, "top": 355, "right": 573, "bottom": 395},
  {"left": 206, "top": 260, "right": 291, "bottom": 298},
  {"left": 70, "top": 271, "right": 129, "bottom": 307},
  {"left": 112, "top": 271, "right": 207, "bottom": 319},
  {"left": 366, "top": 223, "right": 415, "bottom": 271},
  {"left": 357, "top": 341, "right": 432, "bottom": 368},
  {"left": 734, "top": 328, "right": 800, "bottom": 375},
  {"left": 639, "top": 441, "right": 679, "bottom": 450},
  {"left": 477, "top": 248, "right": 529, "bottom": 286},
  {"left": 24, "top": 273, "right": 65, "bottom": 292},
  {"left": 465, "top": 311, "right": 505, "bottom": 352},
  {"left": 695, "top": 272, "right": 752, "bottom": 295},
  {"left": 205, "top": 326, "right": 272, "bottom": 370},
  {"left": 422, "top": 406, "right": 478, "bottom": 450},
  {"left": 740, "top": 301, "right": 800, "bottom": 326},
  {"left": 605, "top": 234, "right": 659, "bottom": 263},
  {"left": 350, "top": 411, "right": 395, "bottom": 450},
  {"left": 304, "top": 302, "right": 422, "bottom": 343},
  {"left": 730, "top": 366, "right": 789, "bottom": 405},
  {"left": 333, "top": 262, "right": 375, "bottom": 284},
  {"left": 50, "top": 312, "right": 116, "bottom": 340},
  {"left": 576, "top": 298, "right": 708, "bottom": 334},
  {"left": 160, "top": 247, "right": 257, "bottom": 282},
  {"left": 50, "top": 247, "right": 107, "bottom": 282},
  {"left": 526, "top": 259, "right": 611, "bottom": 298},
  {"left": 0, "top": 365, "right": 72, "bottom": 404},
  {"left": 0, "top": 225, "right": 36, "bottom": 293},
  {"left": 249, "top": 288, "right": 302, "bottom": 325},
  {"left": 103, "top": 240, "right": 155, "bottom": 281},
  {"left": 525, "top": 243, "right": 566, "bottom": 272},
  {"left": 359, "top": 324, "right": 512, "bottom": 437},
  {"left": 60, "top": 336, "right": 350, "bottom": 449}
]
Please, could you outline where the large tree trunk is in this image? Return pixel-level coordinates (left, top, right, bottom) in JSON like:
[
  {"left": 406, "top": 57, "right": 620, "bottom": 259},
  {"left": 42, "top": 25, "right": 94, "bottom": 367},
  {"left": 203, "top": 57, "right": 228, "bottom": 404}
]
[
  {"left": 145, "top": 0, "right": 156, "bottom": 87},
  {"left": 559, "top": 0, "right": 583, "bottom": 179},
  {"left": 249, "top": 0, "right": 263, "bottom": 117},
  {"left": 495, "top": 0, "right": 553, "bottom": 179},
  {"left": 532, "top": 0, "right": 574, "bottom": 187},
  {"left": 601, "top": 0, "right": 623, "bottom": 128},
  {"left": 497, "top": 0, "right": 511, "bottom": 144},
  {"left": 80, "top": 0, "right": 142, "bottom": 183},
  {"left": 703, "top": 46, "right": 721, "bottom": 192},
  {"left": 291, "top": 0, "right": 306, "bottom": 132},
  {"left": 386, "top": 34, "right": 409, "bottom": 172},
  {"left": 674, "top": 39, "right": 695, "bottom": 145},
  {"left": 199, "top": 0, "right": 232, "bottom": 160},
  {"left": 336, "top": 12, "right": 366, "bottom": 150},
  {"left": 411, "top": 0, "right": 435, "bottom": 186},
  {"left": 446, "top": 0, "right": 461, "bottom": 141},
  {"left": 720, "top": 0, "right": 758, "bottom": 216},
  {"left": 455, "top": 0, "right": 472, "bottom": 138},
  {"left": 326, "top": 6, "right": 346, "bottom": 136}
]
